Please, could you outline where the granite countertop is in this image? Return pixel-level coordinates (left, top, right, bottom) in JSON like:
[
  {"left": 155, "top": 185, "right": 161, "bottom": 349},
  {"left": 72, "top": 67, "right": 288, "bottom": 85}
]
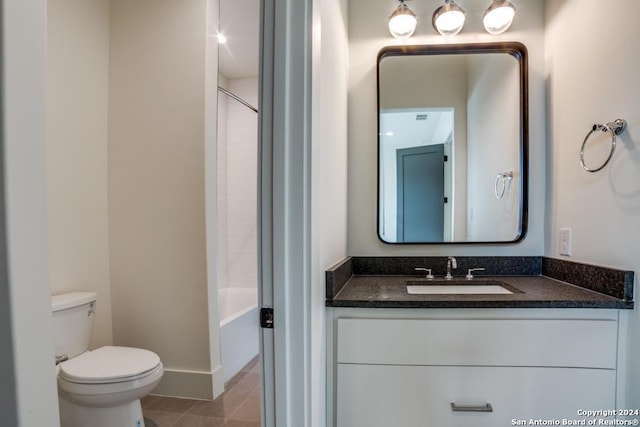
[
  {"left": 325, "top": 257, "right": 635, "bottom": 310},
  {"left": 328, "top": 275, "right": 633, "bottom": 309}
]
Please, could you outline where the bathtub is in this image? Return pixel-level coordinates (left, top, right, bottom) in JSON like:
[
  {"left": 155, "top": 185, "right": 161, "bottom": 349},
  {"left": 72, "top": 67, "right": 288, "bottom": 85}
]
[{"left": 219, "top": 287, "right": 259, "bottom": 383}]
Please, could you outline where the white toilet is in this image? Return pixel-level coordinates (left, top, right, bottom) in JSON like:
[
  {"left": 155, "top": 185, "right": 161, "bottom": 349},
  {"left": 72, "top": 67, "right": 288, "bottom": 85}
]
[{"left": 52, "top": 292, "right": 164, "bottom": 427}]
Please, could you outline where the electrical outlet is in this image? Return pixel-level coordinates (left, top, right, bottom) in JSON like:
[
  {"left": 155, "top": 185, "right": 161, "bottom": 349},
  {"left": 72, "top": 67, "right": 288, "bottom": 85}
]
[{"left": 559, "top": 228, "right": 572, "bottom": 256}]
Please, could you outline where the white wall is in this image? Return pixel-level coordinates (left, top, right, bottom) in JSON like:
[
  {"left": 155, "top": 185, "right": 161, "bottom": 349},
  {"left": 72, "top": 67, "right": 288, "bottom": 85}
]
[
  {"left": 2, "top": 0, "right": 60, "bottom": 424},
  {"left": 544, "top": 0, "right": 640, "bottom": 407},
  {"left": 466, "top": 54, "right": 521, "bottom": 241},
  {"left": 312, "top": 0, "right": 349, "bottom": 425},
  {"left": 108, "top": 0, "right": 214, "bottom": 398},
  {"left": 46, "top": 0, "right": 113, "bottom": 350},
  {"left": 348, "top": 0, "right": 546, "bottom": 255}
]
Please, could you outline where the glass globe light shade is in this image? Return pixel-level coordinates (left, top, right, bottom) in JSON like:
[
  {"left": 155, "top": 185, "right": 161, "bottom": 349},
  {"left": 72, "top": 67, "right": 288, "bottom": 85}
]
[
  {"left": 483, "top": 0, "right": 516, "bottom": 35},
  {"left": 388, "top": 2, "right": 417, "bottom": 40},
  {"left": 432, "top": 1, "right": 466, "bottom": 36}
]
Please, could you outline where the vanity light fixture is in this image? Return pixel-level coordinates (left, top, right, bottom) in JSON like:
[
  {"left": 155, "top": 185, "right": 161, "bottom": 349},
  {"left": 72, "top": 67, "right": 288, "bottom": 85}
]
[
  {"left": 432, "top": 0, "right": 466, "bottom": 36},
  {"left": 388, "top": 0, "right": 417, "bottom": 40},
  {"left": 483, "top": 0, "right": 516, "bottom": 35}
]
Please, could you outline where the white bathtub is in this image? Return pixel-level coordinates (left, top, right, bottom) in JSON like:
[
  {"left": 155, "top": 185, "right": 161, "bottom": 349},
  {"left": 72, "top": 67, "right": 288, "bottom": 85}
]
[{"left": 219, "top": 287, "right": 259, "bottom": 383}]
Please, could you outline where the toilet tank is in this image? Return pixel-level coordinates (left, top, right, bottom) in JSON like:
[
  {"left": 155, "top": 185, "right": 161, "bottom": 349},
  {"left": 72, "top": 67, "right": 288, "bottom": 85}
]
[{"left": 51, "top": 292, "right": 97, "bottom": 360}]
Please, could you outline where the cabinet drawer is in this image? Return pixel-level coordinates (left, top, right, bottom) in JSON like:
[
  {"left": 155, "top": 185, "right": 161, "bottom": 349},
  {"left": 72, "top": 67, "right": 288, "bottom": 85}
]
[
  {"left": 336, "top": 364, "right": 615, "bottom": 427},
  {"left": 337, "top": 318, "right": 617, "bottom": 368}
]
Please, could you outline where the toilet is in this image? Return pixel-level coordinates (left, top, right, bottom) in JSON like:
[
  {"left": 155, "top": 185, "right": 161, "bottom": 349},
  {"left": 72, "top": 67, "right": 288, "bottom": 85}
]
[{"left": 52, "top": 292, "right": 163, "bottom": 427}]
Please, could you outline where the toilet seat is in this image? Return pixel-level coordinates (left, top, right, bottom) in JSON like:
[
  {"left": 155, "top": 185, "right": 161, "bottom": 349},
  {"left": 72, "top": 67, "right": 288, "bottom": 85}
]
[
  {"left": 59, "top": 346, "right": 161, "bottom": 384},
  {"left": 57, "top": 360, "right": 164, "bottom": 408}
]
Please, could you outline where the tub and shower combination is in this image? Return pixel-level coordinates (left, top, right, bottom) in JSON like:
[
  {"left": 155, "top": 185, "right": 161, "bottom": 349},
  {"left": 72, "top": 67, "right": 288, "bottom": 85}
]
[
  {"left": 218, "top": 287, "right": 259, "bottom": 383},
  {"left": 216, "top": 84, "right": 260, "bottom": 384}
]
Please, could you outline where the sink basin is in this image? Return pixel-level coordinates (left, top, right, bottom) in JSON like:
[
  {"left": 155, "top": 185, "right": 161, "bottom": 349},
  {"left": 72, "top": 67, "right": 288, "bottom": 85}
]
[{"left": 406, "top": 280, "right": 514, "bottom": 295}]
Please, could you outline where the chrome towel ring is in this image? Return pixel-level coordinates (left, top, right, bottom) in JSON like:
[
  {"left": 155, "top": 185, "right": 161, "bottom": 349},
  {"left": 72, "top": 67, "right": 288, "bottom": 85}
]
[
  {"left": 580, "top": 119, "right": 626, "bottom": 172},
  {"left": 495, "top": 171, "right": 513, "bottom": 199}
]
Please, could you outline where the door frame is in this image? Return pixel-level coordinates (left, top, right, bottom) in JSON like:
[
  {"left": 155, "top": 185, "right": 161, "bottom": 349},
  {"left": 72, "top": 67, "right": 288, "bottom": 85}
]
[{"left": 259, "top": 0, "right": 312, "bottom": 426}]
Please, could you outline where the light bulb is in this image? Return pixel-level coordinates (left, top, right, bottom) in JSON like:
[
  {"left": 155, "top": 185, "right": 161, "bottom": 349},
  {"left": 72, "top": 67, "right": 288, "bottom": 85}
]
[
  {"left": 483, "top": 0, "right": 516, "bottom": 34},
  {"left": 432, "top": 1, "right": 466, "bottom": 36},
  {"left": 388, "top": 2, "right": 417, "bottom": 40}
]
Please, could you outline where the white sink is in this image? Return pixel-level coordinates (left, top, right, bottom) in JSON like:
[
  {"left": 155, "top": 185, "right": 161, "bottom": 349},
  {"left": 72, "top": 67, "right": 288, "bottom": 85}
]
[{"left": 406, "top": 284, "right": 513, "bottom": 295}]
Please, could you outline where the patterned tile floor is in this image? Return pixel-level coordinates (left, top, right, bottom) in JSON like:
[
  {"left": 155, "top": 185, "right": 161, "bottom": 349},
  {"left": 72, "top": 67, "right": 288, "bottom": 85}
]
[{"left": 142, "top": 358, "right": 260, "bottom": 427}]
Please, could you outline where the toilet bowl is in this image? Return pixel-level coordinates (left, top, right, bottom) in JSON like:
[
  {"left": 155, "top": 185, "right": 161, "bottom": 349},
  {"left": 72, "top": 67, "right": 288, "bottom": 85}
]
[{"left": 52, "top": 293, "right": 164, "bottom": 427}]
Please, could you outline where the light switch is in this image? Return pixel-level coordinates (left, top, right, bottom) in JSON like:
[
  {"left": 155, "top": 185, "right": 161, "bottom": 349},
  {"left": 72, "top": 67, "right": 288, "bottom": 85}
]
[{"left": 559, "top": 228, "right": 572, "bottom": 256}]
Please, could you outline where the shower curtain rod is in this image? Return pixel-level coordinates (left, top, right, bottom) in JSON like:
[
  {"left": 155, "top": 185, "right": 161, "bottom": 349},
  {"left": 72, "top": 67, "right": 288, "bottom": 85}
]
[{"left": 217, "top": 87, "right": 259, "bottom": 113}]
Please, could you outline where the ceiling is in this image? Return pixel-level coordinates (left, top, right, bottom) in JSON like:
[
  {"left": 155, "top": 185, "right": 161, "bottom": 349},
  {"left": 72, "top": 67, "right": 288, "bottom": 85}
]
[
  {"left": 219, "top": 0, "right": 260, "bottom": 79},
  {"left": 380, "top": 110, "right": 453, "bottom": 150}
]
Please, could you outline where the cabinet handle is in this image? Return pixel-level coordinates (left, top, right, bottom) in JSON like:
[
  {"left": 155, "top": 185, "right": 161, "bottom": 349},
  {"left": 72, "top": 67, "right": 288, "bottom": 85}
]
[{"left": 450, "top": 402, "right": 493, "bottom": 413}]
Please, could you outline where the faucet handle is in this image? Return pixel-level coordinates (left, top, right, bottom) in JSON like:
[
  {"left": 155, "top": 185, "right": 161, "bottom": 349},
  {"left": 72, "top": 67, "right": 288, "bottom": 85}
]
[
  {"left": 415, "top": 268, "right": 434, "bottom": 279},
  {"left": 466, "top": 268, "right": 485, "bottom": 280}
]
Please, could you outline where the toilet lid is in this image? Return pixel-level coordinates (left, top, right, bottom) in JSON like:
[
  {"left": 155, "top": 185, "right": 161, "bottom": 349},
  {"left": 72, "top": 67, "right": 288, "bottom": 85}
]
[{"left": 59, "top": 346, "right": 161, "bottom": 384}]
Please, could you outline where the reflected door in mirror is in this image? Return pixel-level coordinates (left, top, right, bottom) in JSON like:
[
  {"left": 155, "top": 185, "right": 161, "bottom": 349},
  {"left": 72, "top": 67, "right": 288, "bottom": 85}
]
[{"left": 397, "top": 144, "right": 445, "bottom": 242}]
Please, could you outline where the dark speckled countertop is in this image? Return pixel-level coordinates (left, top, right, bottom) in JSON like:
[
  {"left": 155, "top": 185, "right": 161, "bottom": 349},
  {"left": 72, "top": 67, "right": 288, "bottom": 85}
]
[
  {"left": 326, "top": 257, "right": 635, "bottom": 309},
  {"left": 329, "top": 275, "right": 632, "bottom": 309}
]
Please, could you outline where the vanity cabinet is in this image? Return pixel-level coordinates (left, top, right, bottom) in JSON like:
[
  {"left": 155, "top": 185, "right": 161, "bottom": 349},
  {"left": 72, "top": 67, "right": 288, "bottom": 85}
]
[{"left": 332, "top": 310, "right": 622, "bottom": 427}]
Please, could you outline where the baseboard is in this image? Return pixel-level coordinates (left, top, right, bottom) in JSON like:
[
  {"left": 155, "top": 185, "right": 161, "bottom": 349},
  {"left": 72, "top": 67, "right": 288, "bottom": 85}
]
[
  {"left": 211, "top": 365, "right": 225, "bottom": 399},
  {"left": 152, "top": 367, "right": 224, "bottom": 400}
]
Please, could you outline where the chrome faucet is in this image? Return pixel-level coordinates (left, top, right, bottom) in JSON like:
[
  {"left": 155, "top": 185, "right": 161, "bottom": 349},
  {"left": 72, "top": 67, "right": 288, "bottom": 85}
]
[{"left": 445, "top": 256, "right": 457, "bottom": 280}]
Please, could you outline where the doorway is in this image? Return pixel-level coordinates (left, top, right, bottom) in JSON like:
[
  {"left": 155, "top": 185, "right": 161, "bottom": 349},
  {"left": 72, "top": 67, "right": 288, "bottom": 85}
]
[
  {"left": 396, "top": 144, "right": 445, "bottom": 242},
  {"left": 214, "top": 0, "right": 262, "bottom": 417}
]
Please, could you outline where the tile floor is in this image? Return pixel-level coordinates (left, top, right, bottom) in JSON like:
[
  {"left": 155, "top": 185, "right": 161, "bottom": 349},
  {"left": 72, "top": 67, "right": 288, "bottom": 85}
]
[{"left": 142, "top": 358, "right": 260, "bottom": 427}]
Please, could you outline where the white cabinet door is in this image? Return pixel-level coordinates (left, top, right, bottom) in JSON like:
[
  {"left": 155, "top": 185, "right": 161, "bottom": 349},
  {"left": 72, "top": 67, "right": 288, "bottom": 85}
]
[{"left": 336, "top": 364, "right": 615, "bottom": 427}]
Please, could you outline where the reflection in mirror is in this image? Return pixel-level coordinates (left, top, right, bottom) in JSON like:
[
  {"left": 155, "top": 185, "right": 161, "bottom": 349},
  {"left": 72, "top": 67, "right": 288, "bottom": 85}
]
[{"left": 377, "top": 43, "right": 528, "bottom": 244}]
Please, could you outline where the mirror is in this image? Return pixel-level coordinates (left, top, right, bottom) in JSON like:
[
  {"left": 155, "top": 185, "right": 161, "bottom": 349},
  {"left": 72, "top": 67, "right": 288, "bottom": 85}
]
[{"left": 377, "top": 42, "right": 528, "bottom": 244}]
